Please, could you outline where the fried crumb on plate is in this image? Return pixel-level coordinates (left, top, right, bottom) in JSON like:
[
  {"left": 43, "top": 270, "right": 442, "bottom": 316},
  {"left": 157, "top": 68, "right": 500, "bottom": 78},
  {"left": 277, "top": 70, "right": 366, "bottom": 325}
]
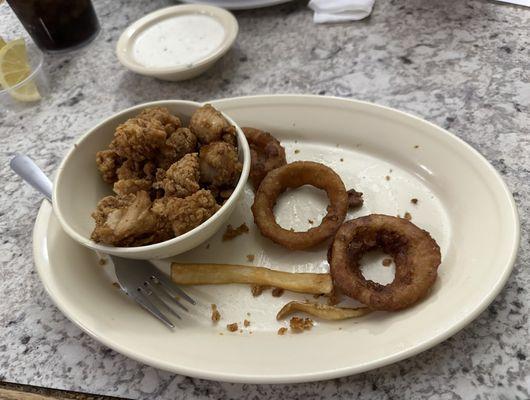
[
  {"left": 272, "top": 287, "right": 284, "bottom": 297},
  {"left": 98, "top": 258, "right": 107, "bottom": 266},
  {"left": 414, "top": 145, "right": 419, "bottom": 149},
  {"left": 308, "top": 219, "right": 314, "bottom": 225},
  {"left": 226, "top": 323, "right": 238, "bottom": 332},
  {"left": 251, "top": 285, "right": 268, "bottom": 297},
  {"left": 222, "top": 223, "right": 249, "bottom": 241},
  {"left": 385, "top": 175, "right": 391, "bottom": 181},
  {"left": 382, "top": 258, "right": 393, "bottom": 266},
  {"left": 290, "top": 317, "right": 313, "bottom": 333},
  {"left": 112, "top": 282, "right": 120, "bottom": 289},
  {"left": 404, "top": 212, "right": 412, "bottom": 220},
  {"left": 211, "top": 304, "right": 221, "bottom": 322},
  {"left": 294, "top": 149, "right": 300, "bottom": 154},
  {"left": 277, "top": 327, "right": 288, "bottom": 336},
  {"left": 411, "top": 198, "right": 418, "bottom": 204},
  {"left": 246, "top": 254, "right": 255, "bottom": 262},
  {"left": 244, "top": 319, "right": 250, "bottom": 327}
]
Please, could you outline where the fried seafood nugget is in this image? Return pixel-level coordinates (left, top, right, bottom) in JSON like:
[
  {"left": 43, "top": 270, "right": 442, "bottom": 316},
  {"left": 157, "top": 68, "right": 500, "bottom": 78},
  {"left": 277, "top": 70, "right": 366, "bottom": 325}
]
[
  {"left": 110, "top": 117, "right": 167, "bottom": 162},
  {"left": 96, "top": 150, "right": 122, "bottom": 184},
  {"left": 91, "top": 191, "right": 159, "bottom": 246},
  {"left": 189, "top": 104, "right": 236, "bottom": 145},
  {"left": 116, "top": 159, "right": 157, "bottom": 181},
  {"left": 154, "top": 153, "right": 200, "bottom": 197},
  {"left": 199, "top": 141, "right": 242, "bottom": 187},
  {"left": 157, "top": 127, "right": 198, "bottom": 170},
  {"left": 152, "top": 189, "right": 220, "bottom": 236},
  {"left": 137, "top": 107, "right": 181, "bottom": 135},
  {"left": 113, "top": 178, "right": 152, "bottom": 196}
]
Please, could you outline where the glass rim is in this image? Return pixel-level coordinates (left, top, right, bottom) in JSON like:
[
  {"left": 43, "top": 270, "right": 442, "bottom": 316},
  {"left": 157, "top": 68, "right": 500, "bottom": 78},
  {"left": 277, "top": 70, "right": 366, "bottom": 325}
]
[{"left": 0, "top": 42, "right": 44, "bottom": 95}]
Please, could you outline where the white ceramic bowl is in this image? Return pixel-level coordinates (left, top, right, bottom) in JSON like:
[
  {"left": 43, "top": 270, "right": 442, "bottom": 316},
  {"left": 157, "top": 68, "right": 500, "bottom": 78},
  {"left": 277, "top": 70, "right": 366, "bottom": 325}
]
[
  {"left": 53, "top": 100, "right": 250, "bottom": 260},
  {"left": 116, "top": 5, "right": 238, "bottom": 81}
]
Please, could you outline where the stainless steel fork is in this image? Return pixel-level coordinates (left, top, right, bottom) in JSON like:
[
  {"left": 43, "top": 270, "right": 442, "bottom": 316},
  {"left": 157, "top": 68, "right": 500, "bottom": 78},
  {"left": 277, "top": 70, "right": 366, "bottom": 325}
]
[
  {"left": 11, "top": 154, "right": 195, "bottom": 329},
  {"left": 113, "top": 256, "right": 195, "bottom": 328}
]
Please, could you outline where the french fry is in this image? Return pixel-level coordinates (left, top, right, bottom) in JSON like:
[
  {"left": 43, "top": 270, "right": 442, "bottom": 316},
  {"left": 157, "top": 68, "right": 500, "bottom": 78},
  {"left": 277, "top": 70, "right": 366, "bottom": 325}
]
[
  {"left": 171, "top": 263, "right": 332, "bottom": 294},
  {"left": 276, "top": 301, "right": 371, "bottom": 321}
]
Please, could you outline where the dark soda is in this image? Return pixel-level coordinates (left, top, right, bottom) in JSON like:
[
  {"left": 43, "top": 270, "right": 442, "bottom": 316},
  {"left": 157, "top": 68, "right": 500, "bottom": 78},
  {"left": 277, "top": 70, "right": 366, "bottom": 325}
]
[{"left": 6, "top": 0, "right": 100, "bottom": 52}]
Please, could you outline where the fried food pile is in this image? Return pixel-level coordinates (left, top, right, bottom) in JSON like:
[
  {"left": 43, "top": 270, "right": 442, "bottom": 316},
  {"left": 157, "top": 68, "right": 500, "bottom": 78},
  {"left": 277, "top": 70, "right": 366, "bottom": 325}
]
[
  {"left": 169, "top": 126, "right": 441, "bottom": 332},
  {"left": 92, "top": 105, "right": 242, "bottom": 247}
]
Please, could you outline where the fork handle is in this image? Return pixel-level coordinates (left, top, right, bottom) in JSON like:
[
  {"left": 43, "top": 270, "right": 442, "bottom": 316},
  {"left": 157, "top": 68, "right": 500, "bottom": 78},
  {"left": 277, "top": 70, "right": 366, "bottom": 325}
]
[{"left": 10, "top": 155, "right": 53, "bottom": 202}]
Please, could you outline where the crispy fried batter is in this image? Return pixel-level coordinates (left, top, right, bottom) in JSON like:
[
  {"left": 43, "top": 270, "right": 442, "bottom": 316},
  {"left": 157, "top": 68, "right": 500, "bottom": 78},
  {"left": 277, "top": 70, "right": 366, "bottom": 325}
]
[
  {"left": 116, "top": 159, "right": 156, "bottom": 181},
  {"left": 330, "top": 214, "right": 441, "bottom": 311},
  {"left": 91, "top": 191, "right": 159, "bottom": 246},
  {"left": 199, "top": 141, "right": 242, "bottom": 187},
  {"left": 137, "top": 106, "right": 181, "bottom": 135},
  {"left": 226, "top": 322, "right": 238, "bottom": 332},
  {"left": 110, "top": 118, "right": 167, "bottom": 162},
  {"left": 289, "top": 317, "right": 313, "bottom": 333},
  {"left": 211, "top": 304, "right": 221, "bottom": 322},
  {"left": 96, "top": 150, "right": 122, "bottom": 184},
  {"left": 190, "top": 104, "right": 236, "bottom": 144},
  {"left": 157, "top": 127, "right": 198, "bottom": 170},
  {"left": 242, "top": 127, "right": 287, "bottom": 190},
  {"left": 93, "top": 106, "right": 240, "bottom": 247},
  {"left": 154, "top": 153, "right": 200, "bottom": 198},
  {"left": 347, "top": 188, "right": 364, "bottom": 208},
  {"left": 113, "top": 178, "right": 152, "bottom": 196},
  {"left": 152, "top": 189, "right": 220, "bottom": 236},
  {"left": 222, "top": 223, "right": 249, "bottom": 241}
]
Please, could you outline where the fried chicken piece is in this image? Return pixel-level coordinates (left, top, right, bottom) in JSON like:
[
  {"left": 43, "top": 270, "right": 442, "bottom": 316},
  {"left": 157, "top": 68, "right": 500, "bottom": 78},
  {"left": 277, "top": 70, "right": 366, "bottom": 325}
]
[
  {"left": 189, "top": 104, "right": 236, "bottom": 144},
  {"left": 154, "top": 153, "right": 200, "bottom": 197},
  {"left": 137, "top": 107, "right": 181, "bottom": 135},
  {"left": 91, "top": 191, "right": 159, "bottom": 246},
  {"left": 96, "top": 150, "right": 122, "bottom": 184},
  {"left": 113, "top": 178, "right": 152, "bottom": 196},
  {"left": 156, "top": 127, "right": 198, "bottom": 170},
  {"left": 152, "top": 189, "right": 220, "bottom": 236},
  {"left": 199, "top": 141, "right": 242, "bottom": 187},
  {"left": 110, "top": 117, "right": 166, "bottom": 162},
  {"left": 116, "top": 159, "right": 156, "bottom": 181}
]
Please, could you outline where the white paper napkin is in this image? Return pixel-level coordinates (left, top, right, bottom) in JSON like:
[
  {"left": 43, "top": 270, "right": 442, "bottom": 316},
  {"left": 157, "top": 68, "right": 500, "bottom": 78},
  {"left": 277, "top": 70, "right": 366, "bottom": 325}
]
[{"left": 308, "top": 0, "right": 375, "bottom": 23}]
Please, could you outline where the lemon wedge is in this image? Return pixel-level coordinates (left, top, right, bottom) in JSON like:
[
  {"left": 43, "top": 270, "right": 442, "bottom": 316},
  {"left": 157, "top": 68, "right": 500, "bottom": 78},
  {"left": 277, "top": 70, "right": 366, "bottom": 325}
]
[{"left": 0, "top": 38, "right": 41, "bottom": 102}]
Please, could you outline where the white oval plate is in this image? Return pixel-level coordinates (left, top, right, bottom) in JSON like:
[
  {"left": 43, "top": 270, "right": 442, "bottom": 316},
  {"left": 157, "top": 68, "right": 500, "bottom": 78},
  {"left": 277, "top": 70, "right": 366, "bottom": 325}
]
[
  {"left": 33, "top": 95, "right": 519, "bottom": 383},
  {"left": 177, "top": 0, "right": 292, "bottom": 10}
]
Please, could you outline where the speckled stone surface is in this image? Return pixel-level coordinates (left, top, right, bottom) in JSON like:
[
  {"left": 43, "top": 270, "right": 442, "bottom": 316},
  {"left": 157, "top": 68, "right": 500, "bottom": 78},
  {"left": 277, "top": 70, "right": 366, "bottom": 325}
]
[{"left": 1, "top": 0, "right": 528, "bottom": 399}]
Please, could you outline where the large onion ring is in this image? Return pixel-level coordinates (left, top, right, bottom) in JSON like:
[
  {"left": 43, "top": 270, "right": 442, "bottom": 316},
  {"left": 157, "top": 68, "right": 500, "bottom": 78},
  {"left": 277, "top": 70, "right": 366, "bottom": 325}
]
[
  {"left": 251, "top": 161, "right": 348, "bottom": 250},
  {"left": 242, "top": 127, "right": 287, "bottom": 190},
  {"left": 329, "top": 214, "right": 441, "bottom": 311}
]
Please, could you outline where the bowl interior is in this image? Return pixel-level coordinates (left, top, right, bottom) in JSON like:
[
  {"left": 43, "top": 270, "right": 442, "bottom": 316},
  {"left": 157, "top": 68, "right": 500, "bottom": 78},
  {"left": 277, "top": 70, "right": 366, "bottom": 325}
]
[{"left": 53, "top": 100, "right": 249, "bottom": 252}]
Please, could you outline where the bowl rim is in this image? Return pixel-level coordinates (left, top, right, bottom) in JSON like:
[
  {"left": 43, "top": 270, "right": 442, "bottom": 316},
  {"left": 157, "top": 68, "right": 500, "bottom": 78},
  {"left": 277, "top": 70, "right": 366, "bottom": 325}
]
[
  {"left": 52, "top": 99, "right": 251, "bottom": 256},
  {"left": 116, "top": 4, "right": 238, "bottom": 76}
]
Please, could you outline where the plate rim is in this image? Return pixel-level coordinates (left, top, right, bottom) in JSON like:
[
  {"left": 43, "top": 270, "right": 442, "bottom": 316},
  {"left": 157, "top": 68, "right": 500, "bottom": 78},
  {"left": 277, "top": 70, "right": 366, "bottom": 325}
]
[
  {"left": 32, "top": 94, "right": 520, "bottom": 383},
  {"left": 177, "top": 0, "right": 293, "bottom": 11}
]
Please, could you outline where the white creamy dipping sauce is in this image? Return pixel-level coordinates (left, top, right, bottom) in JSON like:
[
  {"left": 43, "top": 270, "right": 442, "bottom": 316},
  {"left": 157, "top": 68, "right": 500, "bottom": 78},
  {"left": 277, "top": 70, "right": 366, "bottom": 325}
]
[{"left": 133, "top": 14, "right": 226, "bottom": 68}]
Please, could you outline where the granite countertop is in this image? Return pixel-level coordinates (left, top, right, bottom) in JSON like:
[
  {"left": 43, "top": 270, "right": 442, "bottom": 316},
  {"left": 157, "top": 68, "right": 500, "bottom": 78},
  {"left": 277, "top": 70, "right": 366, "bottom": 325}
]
[{"left": 1, "top": 0, "right": 528, "bottom": 399}]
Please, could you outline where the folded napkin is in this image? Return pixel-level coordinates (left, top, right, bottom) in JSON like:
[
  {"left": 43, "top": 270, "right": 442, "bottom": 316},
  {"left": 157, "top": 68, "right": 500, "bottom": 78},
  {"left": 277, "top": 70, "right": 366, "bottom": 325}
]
[{"left": 308, "top": 0, "right": 375, "bottom": 23}]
